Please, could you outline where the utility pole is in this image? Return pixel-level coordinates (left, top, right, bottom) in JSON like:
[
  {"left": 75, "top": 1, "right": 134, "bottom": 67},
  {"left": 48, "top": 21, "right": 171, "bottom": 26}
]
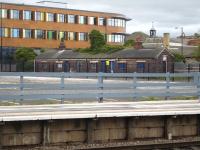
[
  {"left": 0, "top": 2, "right": 3, "bottom": 72},
  {"left": 181, "top": 27, "right": 184, "bottom": 56},
  {"left": 175, "top": 27, "right": 184, "bottom": 55}
]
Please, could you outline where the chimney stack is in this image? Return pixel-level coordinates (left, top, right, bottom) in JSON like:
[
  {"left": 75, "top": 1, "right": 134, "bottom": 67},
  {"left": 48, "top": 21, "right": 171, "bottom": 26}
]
[{"left": 163, "top": 33, "right": 170, "bottom": 49}]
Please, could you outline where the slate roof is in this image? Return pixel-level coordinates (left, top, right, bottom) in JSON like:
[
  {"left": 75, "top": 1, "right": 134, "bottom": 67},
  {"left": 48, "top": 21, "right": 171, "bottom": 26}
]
[{"left": 36, "top": 48, "right": 169, "bottom": 60}]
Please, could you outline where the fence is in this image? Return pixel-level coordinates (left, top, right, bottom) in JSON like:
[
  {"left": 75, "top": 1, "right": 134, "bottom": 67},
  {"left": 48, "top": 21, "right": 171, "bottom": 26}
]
[
  {"left": 0, "top": 72, "right": 199, "bottom": 103},
  {"left": 2, "top": 61, "right": 200, "bottom": 73},
  {"left": 0, "top": 61, "right": 34, "bottom": 72},
  {"left": 174, "top": 62, "right": 200, "bottom": 73}
]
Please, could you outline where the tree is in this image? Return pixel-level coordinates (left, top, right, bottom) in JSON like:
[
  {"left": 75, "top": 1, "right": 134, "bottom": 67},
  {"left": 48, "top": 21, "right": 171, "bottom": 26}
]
[
  {"left": 15, "top": 47, "right": 37, "bottom": 71},
  {"left": 193, "top": 45, "right": 200, "bottom": 61},
  {"left": 123, "top": 39, "right": 135, "bottom": 47},
  {"left": 172, "top": 52, "right": 185, "bottom": 62},
  {"left": 194, "top": 33, "right": 200, "bottom": 38},
  {"left": 15, "top": 47, "right": 36, "bottom": 62},
  {"left": 89, "top": 30, "right": 106, "bottom": 50}
]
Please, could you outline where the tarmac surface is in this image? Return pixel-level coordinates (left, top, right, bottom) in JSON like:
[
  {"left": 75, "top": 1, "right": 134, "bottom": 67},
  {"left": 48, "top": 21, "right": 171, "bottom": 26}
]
[{"left": 0, "top": 100, "right": 200, "bottom": 122}]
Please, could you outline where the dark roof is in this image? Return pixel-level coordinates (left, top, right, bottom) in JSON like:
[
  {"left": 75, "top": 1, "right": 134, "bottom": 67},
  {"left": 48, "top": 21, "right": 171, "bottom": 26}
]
[
  {"left": 36, "top": 48, "right": 169, "bottom": 60},
  {"left": 2, "top": 2, "right": 129, "bottom": 19}
]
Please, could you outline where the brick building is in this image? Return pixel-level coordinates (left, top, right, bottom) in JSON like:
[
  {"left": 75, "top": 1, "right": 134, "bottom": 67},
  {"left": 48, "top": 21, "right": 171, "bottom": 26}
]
[
  {"left": 35, "top": 48, "right": 174, "bottom": 73},
  {"left": 0, "top": 2, "right": 130, "bottom": 57}
]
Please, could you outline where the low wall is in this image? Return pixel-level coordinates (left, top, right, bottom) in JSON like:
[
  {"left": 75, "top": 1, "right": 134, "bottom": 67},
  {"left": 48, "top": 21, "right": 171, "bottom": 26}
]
[{"left": 0, "top": 115, "right": 199, "bottom": 147}]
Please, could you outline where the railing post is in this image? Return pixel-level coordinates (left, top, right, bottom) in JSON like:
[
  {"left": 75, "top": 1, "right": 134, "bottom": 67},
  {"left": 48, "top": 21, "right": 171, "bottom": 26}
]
[
  {"left": 60, "top": 73, "right": 65, "bottom": 104},
  {"left": 165, "top": 72, "right": 170, "bottom": 100},
  {"left": 98, "top": 72, "right": 103, "bottom": 103},
  {"left": 133, "top": 72, "right": 137, "bottom": 100},
  {"left": 195, "top": 72, "right": 200, "bottom": 102},
  {"left": 20, "top": 74, "right": 24, "bottom": 104}
]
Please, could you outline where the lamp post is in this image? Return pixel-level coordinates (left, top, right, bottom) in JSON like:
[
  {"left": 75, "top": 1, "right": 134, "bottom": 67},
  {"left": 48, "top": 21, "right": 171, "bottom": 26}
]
[{"left": 175, "top": 27, "right": 184, "bottom": 55}]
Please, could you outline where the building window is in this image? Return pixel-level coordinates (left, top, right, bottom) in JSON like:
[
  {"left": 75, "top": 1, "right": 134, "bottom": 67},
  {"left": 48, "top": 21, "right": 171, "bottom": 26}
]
[
  {"left": 23, "top": 29, "right": 32, "bottom": 38},
  {"left": 107, "top": 34, "right": 125, "bottom": 43},
  {"left": 58, "top": 31, "right": 66, "bottom": 40},
  {"left": 98, "top": 17, "right": 105, "bottom": 26},
  {"left": 23, "top": 10, "right": 31, "bottom": 20},
  {"left": 79, "top": 16, "right": 87, "bottom": 24},
  {"left": 68, "top": 32, "right": 76, "bottom": 40},
  {"left": 41, "top": 63, "right": 48, "bottom": 70},
  {"left": 0, "top": 28, "right": 9, "bottom": 37},
  {"left": 108, "top": 18, "right": 115, "bottom": 26},
  {"left": 68, "top": 15, "right": 75, "bottom": 23},
  {"left": 122, "top": 20, "right": 126, "bottom": 27},
  {"left": 57, "top": 63, "right": 63, "bottom": 68},
  {"left": 47, "top": 30, "right": 56, "bottom": 40},
  {"left": 137, "top": 62, "right": 145, "bottom": 73},
  {"left": 79, "top": 32, "right": 87, "bottom": 41},
  {"left": 35, "top": 29, "right": 45, "bottom": 39},
  {"left": 11, "top": 28, "right": 20, "bottom": 38},
  {"left": 118, "top": 63, "right": 127, "bottom": 73},
  {"left": 88, "top": 17, "right": 96, "bottom": 25},
  {"left": 57, "top": 14, "right": 65, "bottom": 22},
  {"left": 0, "top": 9, "right": 7, "bottom": 18},
  {"left": 108, "top": 18, "right": 126, "bottom": 27},
  {"left": 46, "top": 13, "right": 54, "bottom": 22},
  {"left": 10, "top": 10, "right": 20, "bottom": 19},
  {"left": 35, "top": 12, "right": 45, "bottom": 21}
]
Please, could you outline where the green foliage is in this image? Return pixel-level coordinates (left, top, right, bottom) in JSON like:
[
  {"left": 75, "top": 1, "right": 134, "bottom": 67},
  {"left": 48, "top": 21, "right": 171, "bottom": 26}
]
[
  {"left": 40, "top": 48, "right": 46, "bottom": 53},
  {"left": 194, "top": 33, "right": 200, "bottom": 38},
  {"left": 15, "top": 47, "right": 36, "bottom": 71},
  {"left": 102, "top": 45, "right": 125, "bottom": 53},
  {"left": 193, "top": 45, "right": 200, "bottom": 61},
  {"left": 16, "top": 60, "right": 35, "bottom": 72},
  {"left": 89, "top": 30, "right": 106, "bottom": 50},
  {"left": 15, "top": 47, "right": 36, "bottom": 62},
  {"left": 123, "top": 39, "right": 135, "bottom": 47},
  {"left": 76, "top": 30, "right": 125, "bottom": 54},
  {"left": 76, "top": 45, "right": 125, "bottom": 54},
  {"left": 172, "top": 52, "right": 186, "bottom": 62}
]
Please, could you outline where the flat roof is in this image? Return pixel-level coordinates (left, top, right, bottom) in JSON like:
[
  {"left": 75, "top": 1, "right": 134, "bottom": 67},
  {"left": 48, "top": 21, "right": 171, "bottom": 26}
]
[
  {"left": 0, "top": 100, "right": 200, "bottom": 122},
  {"left": 2, "top": 2, "right": 130, "bottom": 20}
]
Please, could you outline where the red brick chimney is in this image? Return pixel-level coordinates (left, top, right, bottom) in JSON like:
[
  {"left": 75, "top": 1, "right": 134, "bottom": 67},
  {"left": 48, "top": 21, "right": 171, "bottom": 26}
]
[{"left": 134, "top": 36, "right": 143, "bottom": 49}]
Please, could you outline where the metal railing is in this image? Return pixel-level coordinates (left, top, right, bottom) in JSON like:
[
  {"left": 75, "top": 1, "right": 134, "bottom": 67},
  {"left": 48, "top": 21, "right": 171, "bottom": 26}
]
[{"left": 0, "top": 72, "right": 199, "bottom": 103}]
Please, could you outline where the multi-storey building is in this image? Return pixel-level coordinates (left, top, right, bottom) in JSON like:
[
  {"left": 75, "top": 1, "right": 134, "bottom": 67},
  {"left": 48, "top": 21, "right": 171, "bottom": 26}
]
[{"left": 0, "top": 2, "right": 130, "bottom": 57}]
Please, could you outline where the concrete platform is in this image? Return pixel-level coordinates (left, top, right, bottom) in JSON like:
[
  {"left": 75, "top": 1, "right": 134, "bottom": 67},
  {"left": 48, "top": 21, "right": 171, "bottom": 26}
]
[{"left": 0, "top": 100, "right": 200, "bottom": 122}]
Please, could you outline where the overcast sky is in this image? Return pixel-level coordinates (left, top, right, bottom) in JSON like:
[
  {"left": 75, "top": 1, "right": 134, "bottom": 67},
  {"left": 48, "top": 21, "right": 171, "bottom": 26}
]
[{"left": 2, "top": 0, "right": 200, "bottom": 37}]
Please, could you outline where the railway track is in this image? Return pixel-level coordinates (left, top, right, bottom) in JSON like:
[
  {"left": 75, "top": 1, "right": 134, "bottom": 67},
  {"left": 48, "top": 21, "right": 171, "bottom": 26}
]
[{"left": 2, "top": 137, "right": 200, "bottom": 150}]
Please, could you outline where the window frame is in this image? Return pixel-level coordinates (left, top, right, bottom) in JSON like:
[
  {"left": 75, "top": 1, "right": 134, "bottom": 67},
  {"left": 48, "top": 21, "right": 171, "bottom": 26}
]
[
  {"left": 11, "top": 28, "right": 20, "bottom": 38},
  {"left": 35, "top": 29, "right": 45, "bottom": 39},
  {"left": 98, "top": 17, "right": 105, "bottom": 26},
  {"left": 35, "top": 11, "right": 45, "bottom": 21},
  {"left": 10, "top": 9, "right": 20, "bottom": 20},
  {"left": 68, "top": 14, "right": 75, "bottom": 23},
  {"left": 79, "top": 32, "right": 87, "bottom": 41},
  {"left": 46, "top": 12, "right": 54, "bottom": 22},
  {"left": 0, "top": 9, "right": 7, "bottom": 19},
  {"left": 0, "top": 27, "right": 9, "bottom": 37},
  {"left": 57, "top": 14, "right": 65, "bottom": 23},
  {"left": 23, "top": 10, "right": 32, "bottom": 20},
  {"left": 23, "top": 29, "right": 32, "bottom": 38}
]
